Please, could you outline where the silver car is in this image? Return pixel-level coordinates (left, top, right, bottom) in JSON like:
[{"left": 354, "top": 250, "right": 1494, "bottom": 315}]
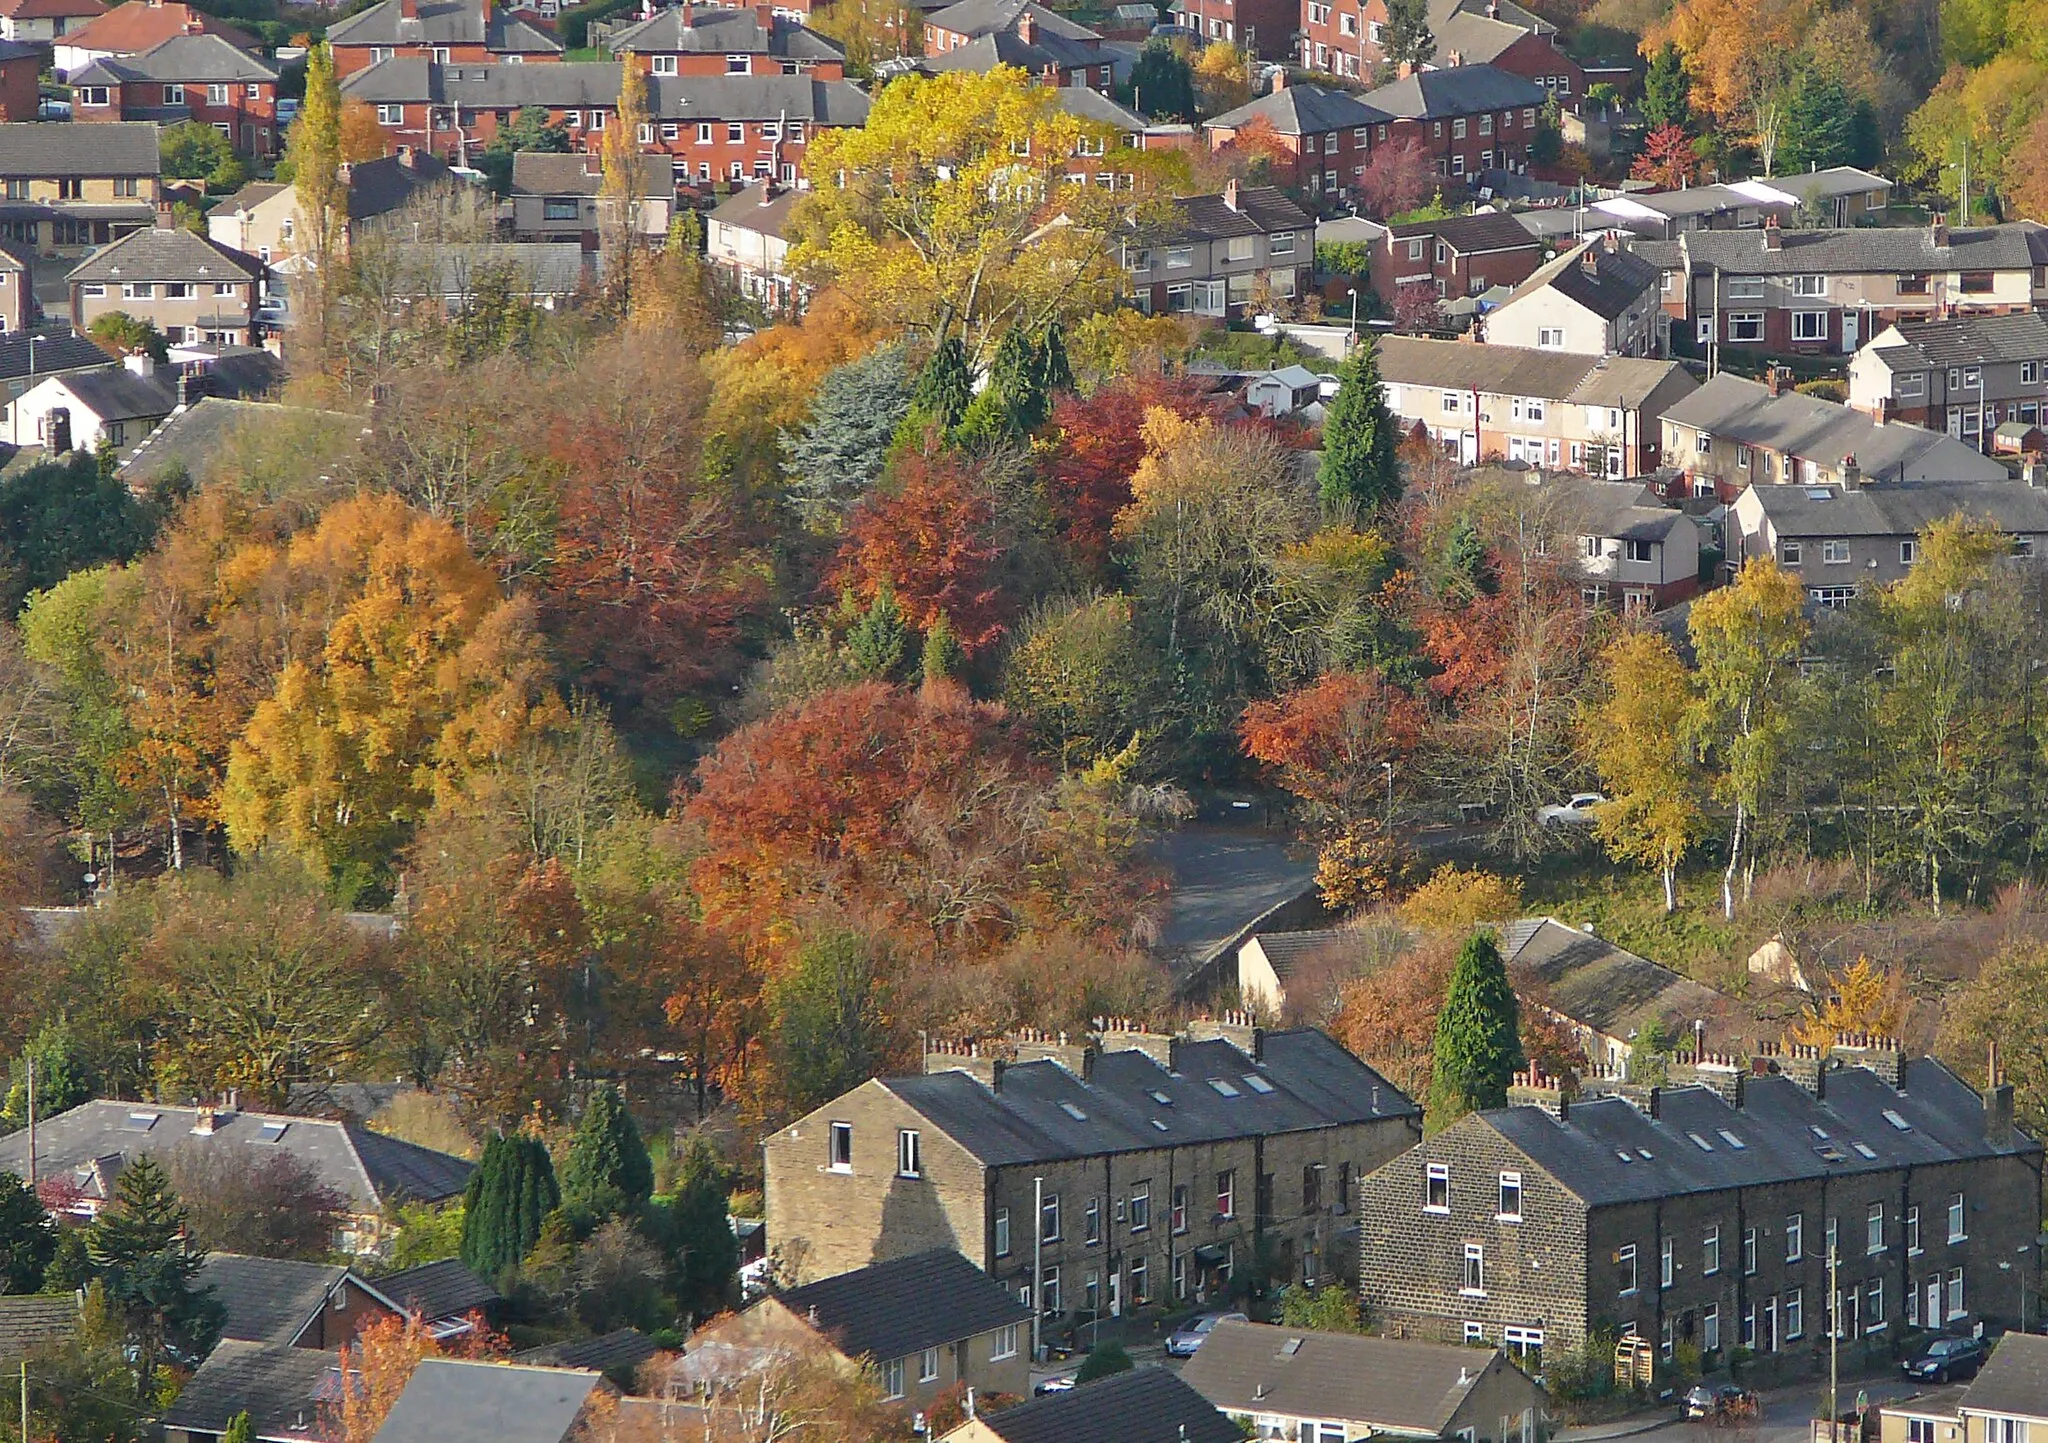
[{"left": 1164, "top": 1311, "right": 1247, "bottom": 1357}]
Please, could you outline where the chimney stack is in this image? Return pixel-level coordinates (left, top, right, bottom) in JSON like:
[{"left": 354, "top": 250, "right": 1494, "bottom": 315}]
[
  {"left": 1766, "top": 364, "right": 1791, "bottom": 397},
  {"left": 1224, "top": 177, "right": 1239, "bottom": 211},
  {"left": 756, "top": 1, "right": 773, "bottom": 28},
  {"left": 1185, "top": 1011, "right": 1264, "bottom": 1061},
  {"left": 2025, "top": 455, "right": 2045, "bottom": 488},
  {"left": 923, "top": 1039, "right": 1007, "bottom": 1091},
  {"left": 1841, "top": 453, "right": 1860, "bottom": 490},
  {"left": 1931, "top": 212, "right": 1949, "bottom": 248},
  {"left": 1014, "top": 5, "right": 1034, "bottom": 41},
  {"left": 46, "top": 406, "right": 70, "bottom": 455},
  {"left": 1270, "top": 68, "right": 1287, "bottom": 89},
  {"left": 1985, "top": 1041, "right": 2015, "bottom": 1147},
  {"left": 1762, "top": 215, "right": 1781, "bottom": 251},
  {"left": 400, "top": 0, "right": 417, "bottom": 18},
  {"left": 190, "top": 1107, "right": 217, "bottom": 1136}
]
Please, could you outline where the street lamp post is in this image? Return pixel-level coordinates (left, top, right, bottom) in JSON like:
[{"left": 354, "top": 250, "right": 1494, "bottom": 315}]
[
  {"left": 1347, "top": 287, "right": 1358, "bottom": 342},
  {"left": 1382, "top": 761, "right": 1395, "bottom": 831}
]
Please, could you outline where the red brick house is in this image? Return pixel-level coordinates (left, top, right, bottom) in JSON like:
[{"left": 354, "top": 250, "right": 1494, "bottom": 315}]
[
  {"left": 341, "top": 59, "right": 870, "bottom": 186},
  {"left": 602, "top": 3, "right": 846, "bottom": 79},
  {"left": 55, "top": 0, "right": 253, "bottom": 74},
  {"left": 326, "top": 0, "right": 563, "bottom": 78},
  {"left": 1370, "top": 209, "right": 1541, "bottom": 314},
  {"left": 1203, "top": 79, "right": 1388, "bottom": 199},
  {"left": 72, "top": 34, "right": 282, "bottom": 156},
  {"left": 1423, "top": 0, "right": 1580, "bottom": 107},
  {"left": 1169, "top": 0, "right": 1296, "bottom": 59},
  {"left": 0, "top": 39, "right": 38, "bottom": 121},
  {"left": 1355, "top": 62, "right": 1546, "bottom": 184},
  {"left": 0, "top": 0, "right": 106, "bottom": 46},
  {"left": 1295, "top": 0, "right": 1389, "bottom": 82}
]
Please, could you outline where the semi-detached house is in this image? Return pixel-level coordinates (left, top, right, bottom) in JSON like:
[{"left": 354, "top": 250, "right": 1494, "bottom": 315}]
[
  {"left": 325, "top": 0, "right": 562, "bottom": 77},
  {"left": 1125, "top": 181, "right": 1314, "bottom": 318},
  {"left": 1483, "top": 236, "right": 1666, "bottom": 359},
  {"left": 602, "top": 3, "right": 847, "bottom": 79},
  {"left": 1847, "top": 312, "right": 2048, "bottom": 446},
  {"left": 72, "top": 33, "right": 282, "bottom": 158},
  {"left": 1358, "top": 1042, "right": 2045, "bottom": 1365},
  {"left": 1371, "top": 211, "right": 1541, "bottom": 314},
  {"left": 763, "top": 1019, "right": 1420, "bottom": 1323}
]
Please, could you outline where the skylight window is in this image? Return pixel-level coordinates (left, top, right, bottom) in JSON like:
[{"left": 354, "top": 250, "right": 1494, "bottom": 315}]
[
  {"left": 1718, "top": 1130, "right": 1747, "bottom": 1149},
  {"left": 255, "top": 1120, "right": 290, "bottom": 1143},
  {"left": 1243, "top": 1075, "right": 1275, "bottom": 1094},
  {"left": 1816, "top": 1143, "right": 1849, "bottom": 1163},
  {"left": 1058, "top": 1101, "right": 1088, "bottom": 1121},
  {"left": 1809, "top": 1125, "right": 1830, "bottom": 1139},
  {"left": 1688, "top": 1132, "right": 1715, "bottom": 1152},
  {"left": 1882, "top": 1109, "right": 1912, "bottom": 1132},
  {"left": 1616, "top": 1151, "right": 1634, "bottom": 1163},
  {"left": 1638, "top": 1148, "right": 1654, "bottom": 1160},
  {"left": 1851, "top": 1141, "right": 1878, "bottom": 1160},
  {"left": 1806, "top": 488, "right": 1832, "bottom": 500},
  {"left": 123, "top": 1111, "right": 159, "bottom": 1132},
  {"left": 1279, "top": 1338, "right": 1304, "bottom": 1356},
  {"left": 1150, "top": 1119, "right": 1169, "bottom": 1132},
  {"left": 1149, "top": 1090, "right": 1173, "bottom": 1106},
  {"left": 1208, "top": 1078, "right": 1241, "bottom": 1097}
]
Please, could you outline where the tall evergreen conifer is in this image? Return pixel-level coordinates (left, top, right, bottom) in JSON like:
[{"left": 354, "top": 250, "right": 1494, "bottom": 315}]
[
  {"left": 1428, "top": 929, "right": 1524, "bottom": 1126},
  {"left": 1319, "top": 338, "right": 1402, "bottom": 518},
  {"left": 561, "top": 1084, "right": 654, "bottom": 1220}
]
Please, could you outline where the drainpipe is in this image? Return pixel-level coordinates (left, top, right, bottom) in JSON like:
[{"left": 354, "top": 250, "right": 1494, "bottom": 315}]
[{"left": 1032, "top": 1175, "right": 1044, "bottom": 1363}]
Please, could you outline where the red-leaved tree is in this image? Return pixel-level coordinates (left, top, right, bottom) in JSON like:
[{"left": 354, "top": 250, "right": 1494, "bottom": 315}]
[
  {"left": 834, "top": 452, "right": 1011, "bottom": 652},
  {"left": 1357, "top": 138, "right": 1436, "bottom": 221},
  {"left": 1239, "top": 670, "right": 1428, "bottom": 833},
  {"left": 1042, "top": 377, "right": 1211, "bottom": 580},
  {"left": 1631, "top": 123, "right": 1699, "bottom": 189}
]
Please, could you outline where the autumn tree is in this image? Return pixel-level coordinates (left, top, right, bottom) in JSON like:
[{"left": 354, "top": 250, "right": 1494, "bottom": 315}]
[
  {"left": 1003, "top": 593, "right": 1163, "bottom": 772},
  {"left": 599, "top": 54, "right": 650, "bottom": 311},
  {"left": 834, "top": 449, "right": 1011, "bottom": 653},
  {"left": 165, "top": 1145, "right": 350, "bottom": 1260},
  {"left": 1040, "top": 375, "right": 1209, "bottom": 580},
  {"left": 1192, "top": 42, "right": 1251, "bottom": 115},
  {"left": 1240, "top": 670, "right": 1427, "bottom": 837},
  {"left": 337, "top": 99, "right": 389, "bottom": 162},
  {"left": 1941, "top": 939, "right": 2048, "bottom": 1137},
  {"left": 1584, "top": 631, "right": 1707, "bottom": 913},
  {"left": 1333, "top": 936, "right": 1455, "bottom": 1100},
  {"left": 789, "top": 68, "right": 1179, "bottom": 362},
  {"left": 329, "top": 1315, "right": 437, "bottom": 1443},
  {"left": 1646, "top": 0, "right": 1817, "bottom": 164},
  {"left": 221, "top": 493, "right": 567, "bottom": 897},
  {"left": 1631, "top": 122, "right": 1700, "bottom": 187},
  {"left": 1355, "top": 138, "right": 1435, "bottom": 221},
  {"left": 1687, "top": 557, "right": 1808, "bottom": 918},
  {"left": 1401, "top": 864, "right": 1522, "bottom": 934},
  {"left": 1790, "top": 956, "right": 1908, "bottom": 1048}
]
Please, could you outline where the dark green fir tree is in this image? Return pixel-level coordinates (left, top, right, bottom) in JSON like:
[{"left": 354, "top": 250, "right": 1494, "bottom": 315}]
[
  {"left": 560, "top": 1084, "right": 655, "bottom": 1221},
  {"left": 1318, "top": 337, "right": 1402, "bottom": 519},
  {"left": 1428, "top": 929, "right": 1525, "bottom": 1126}
]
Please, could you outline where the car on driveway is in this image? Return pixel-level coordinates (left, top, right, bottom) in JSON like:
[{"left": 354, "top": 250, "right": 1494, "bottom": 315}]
[
  {"left": 1537, "top": 792, "right": 1607, "bottom": 827},
  {"left": 1164, "top": 1311, "right": 1248, "bottom": 1357},
  {"left": 1903, "top": 1334, "right": 1989, "bottom": 1383}
]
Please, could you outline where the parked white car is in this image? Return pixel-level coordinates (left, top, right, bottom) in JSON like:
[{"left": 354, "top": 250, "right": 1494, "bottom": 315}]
[{"left": 1536, "top": 792, "right": 1607, "bottom": 826}]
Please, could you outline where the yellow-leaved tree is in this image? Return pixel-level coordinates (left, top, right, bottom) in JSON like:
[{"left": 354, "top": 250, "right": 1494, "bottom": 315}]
[
  {"left": 1585, "top": 630, "right": 1708, "bottom": 914},
  {"left": 1789, "top": 955, "right": 1907, "bottom": 1048},
  {"left": 789, "top": 66, "right": 1183, "bottom": 363},
  {"left": 222, "top": 493, "right": 566, "bottom": 898}
]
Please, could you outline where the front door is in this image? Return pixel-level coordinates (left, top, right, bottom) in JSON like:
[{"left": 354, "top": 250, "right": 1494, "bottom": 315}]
[
  {"left": 1929, "top": 1279, "right": 1944, "bottom": 1326},
  {"left": 1108, "top": 1268, "right": 1122, "bottom": 1318},
  {"left": 1843, "top": 308, "right": 1858, "bottom": 354}
]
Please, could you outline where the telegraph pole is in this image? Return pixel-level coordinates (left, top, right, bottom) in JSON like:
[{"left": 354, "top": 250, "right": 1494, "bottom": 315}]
[
  {"left": 24, "top": 1056, "right": 33, "bottom": 1191},
  {"left": 1032, "top": 1176, "right": 1044, "bottom": 1364},
  {"left": 1828, "top": 1242, "right": 1840, "bottom": 1443}
]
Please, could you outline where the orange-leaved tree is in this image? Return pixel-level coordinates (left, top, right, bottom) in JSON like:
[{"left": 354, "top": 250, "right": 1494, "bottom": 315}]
[
  {"left": 1239, "top": 670, "right": 1428, "bottom": 836},
  {"left": 834, "top": 451, "right": 1011, "bottom": 653}
]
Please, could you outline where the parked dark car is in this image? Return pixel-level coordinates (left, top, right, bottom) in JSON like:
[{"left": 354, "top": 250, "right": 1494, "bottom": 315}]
[
  {"left": 1684, "top": 1384, "right": 1759, "bottom": 1421},
  {"left": 1163, "top": 1311, "right": 1248, "bottom": 1357},
  {"left": 1903, "top": 1335, "right": 1989, "bottom": 1382}
]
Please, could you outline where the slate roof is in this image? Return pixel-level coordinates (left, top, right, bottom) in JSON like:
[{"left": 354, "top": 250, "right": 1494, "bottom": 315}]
[
  {"left": 1357, "top": 62, "right": 1544, "bottom": 120},
  {"left": 1182, "top": 1321, "right": 1530, "bottom": 1431},
  {"left": 370, "top": 1358, "right": 604, "bottom": 1443},
  {"left": 53, "top": 365, "right": 176, "bottom": 421},
  {"left": 1742, "top": 480, "right": 2048, "bottom": 543},
  {"left": 510, "top": 151, "right": 671, "bottom": 199},
  {"left": 1862, "top": 312, "right": 2048, "bottom": 374},
  {"left": 0, "top": 1100, "right": 474, "bottom": 1213},
  {"left": 202, "top": 1253, "right": 371, "bottom": 1347},
  {"left": 0, "top": 1296, "right": 80, "bottom": 1365},
  {"left": 706, "top": 180, "right": 801, "bottom": 238},
  {"left": 1377, "top": 334, "right": 1691, "bottom": 410},
  {"left": 71, "top": 32, "right": 276, "bottom": 85},
  {"left": 380, "top": 1258, "right": 501, "bottom": 1323},
  {"left": 1242, "top": 929, "right": 1357, "bottom": 984},
  {"left": 604, "top": 4, "right": 843, "bottom": 58},
  {"left": 1682, "top": 222, "right": 2045, "bottom": 277},
  {"left": 920, "top": 25, "right": 1099, "bottom": 72},
  {"left": 341, "top": 58, "right": 872, "bottom": 124},
  {"left": 971, "top": 1366, "right": 1241, "bottom": 1443},
  {"left": 1548, "top": 478, "right": 1692, "bottom": 544},
  {"left": 328, "top": 0, "right": 562, "bottom": 55},
  {"left": 882, "top": 1028, "right": 1418, "bottom": 1168},
  {"left": 1502, "top": 917, "right": 1735, "bottom": 1040},
  {"left": 59, "top": 1, "right": 252, "bottom": 54},
  {"left": 1206, "top": 81, "right": 1388, "bottom": 135},
  {"left": 1663, "top": 373, "right": 2009, "bottom": 483},
  {"left": 774, "top": 1249, "right": 1029, "bottom": 1362},
  {"left": 1501, "top": 238, "right": 1659, "bottom": 320},
  {"left": 417, "top": 242, "right": 588, "bottom": 297},
  {"left": 515, "top": 1329, "right": 659, "bottom": 1374},
  {"left": 1481, "top": 1057, "right": 2040, "bottom": 1209},
  {"left": 345, "top": 149, "right": 458, "bottom": 221},
  {"left": 0, "top": 36, "right": 39, "bottom": 59},
  {"left": 1172, "top": 185, "right": 1313, "bottom": 241},
  {"left": 1960, "top": 1332, "right": 2048, "bottom": 1420},
  {"left": 1428, "top": 7, "right": 1538, "bottom": 65},
  {"left": 1387, "top": 209, "right": 1536, "bottom": 254},
  {"left": 925, "top": 0, "right": 1098, "bottom": 40},
  {"left": 68, "top": 224, "right": 260, "bottom": 283},
  {"left": 1055, "top": 82, "right": 1146, "bottom": 130},
  {"left": 160, "top": 1340, "right": 341, "bottom": 1441},
  {"left": 0, "top": 328, "right": 115, "bottom": 383},
  {"left": 217, "top": 179, "right": 287, "bottom": 214},
  {"left": 0, "top": 119, "right": 160, "bottom": 176}
]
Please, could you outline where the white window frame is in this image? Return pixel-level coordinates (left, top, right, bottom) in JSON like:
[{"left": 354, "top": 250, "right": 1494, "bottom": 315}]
[
  {"left": 992, "top": 1323, "right": 1018, "bottom": 1360},
  {"left": 828, "top": 1121, "right": 852, "bottom": 1172},
  {"left": 1425, "top": 1162, "right": 1450, "bottom": 1213},
  {"left": 1618, "top": 1243, "right": 1638, "bottom": 1296},
  {"left": 651, "top": 53, "right": 678, "bottom": 74},
  {"left": 1792, "top": 310, "right": 1829, "bottom": 342},
  {"left": 1462, "top": 1243, "right": 1485, "bottom": 1296},
  {"left": 897, "top": 1128, "right": 921, "bottom": 1178},
  {"left": 1949, "top": 1193, "right": 1965, "bottom": 1242},
  {"left": 1497, "top": 1171, "right": 1522, "bottom": 1220}
]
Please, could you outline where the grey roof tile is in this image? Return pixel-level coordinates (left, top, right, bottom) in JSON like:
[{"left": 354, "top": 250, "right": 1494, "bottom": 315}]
[
  {"left": 1664, "top": 373, "right": 2009, "bottom": 482},
  {"left": 341, "top": 58, "right": 871, "bottom": 124},
  {"left": 773, "top": 1250, "right": 1030, "bottom": 1362},
  {"left": 72, "top": 32, "right": 277, "bottom": 85},
  {"left": 52, "top": 366, "right": 177, "bottom": 422},
  {"left": 1683, "top": 222, "right": 2043, "bottom": 277},
  {"left": 0, "top": 1100, "right": 472, "bottom": 1212},
  {"left": 0, "top": 328, "right": 115, "bottom": 383},
  {"left": 0, "top": 119, "right": 160, "bottom": 176},
  {"left": 1503, "top": 917, "right": 1737, "bottom": 1039},
  {"left": 604, "top": 4, "right": 843, "bottom": 57},
  {"left": 515, "top": 1328, "right": 658, "bottom": 1374},
  {"left": 919, "top": 25, "right": 1099, "bottom": 71},
  {"left": 201, "top": 1253, "right": 355, "bottom": 1346},
  {"left": 1864, "top": 312, "right": 2048, "bottom": 371},
  {"left": 924, "top": 0, "right": 1098, "bottom": 40},
  {"left": 1503, "top": 237, "right": 1659, "bottom": 319},
  {"left": 67, "top": 224, "right": 261, "bottom": 284},
  {"left": 369, "top": 1358, "right": 603, "bottom": 1443},
  {"left": 328, "top": 0, "right": 561, "bottom": 53},
  {"left": 1055, "top": 84, "right": 1146, "bottom": 129},
  {"left": 1377, "top": 334, "right": 1686, "bottom": 409},
  {"left": 1357, "top": 62, "right": 1544, "bottom": 119},
  {"left": 379, "top": 1258, "right": 501, "bottom": 1324},
  {"left": 160, "top": 1340, "right": 341, "bottom": 1441},
  {"left": 1388, "top": 209, "right": 1537, "bottom": 255},
  {"left": 885, "top": 1028, "right": 1417, "bottom": 1168},
  {"left": 1182, "top": 1321, "right": 1532, "bottom": 1432},
  {"left": 706, "top": 179, "right": 800, "bottom": 237},
  {"left": 1744, "top": 479, "right": 2048, "bottom": 543},
  {"left": 345, "top": 149, "right": 458, "bottom": 221},
  {"left": 510, "top": 151, "right": 670, "bottom": 198},
  {"left": 0, "top": 1296, "right": 80, "bottom": 1366},
  {"left": 1959, "top": 1332, "right": 2048, "bottom": 1419},
  {"left": 974, "top": 1366, "right": 1241, "bottom": 1443},
  {"left": 1479, "top": 1058, "right": 2040, "bottom": 1209},
  {"left": 1205, "top": 82, "right": 1389, "bottom": 135},
  {"left": 1172, "top": 185, "right": 1312, "bottom": 241}
]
